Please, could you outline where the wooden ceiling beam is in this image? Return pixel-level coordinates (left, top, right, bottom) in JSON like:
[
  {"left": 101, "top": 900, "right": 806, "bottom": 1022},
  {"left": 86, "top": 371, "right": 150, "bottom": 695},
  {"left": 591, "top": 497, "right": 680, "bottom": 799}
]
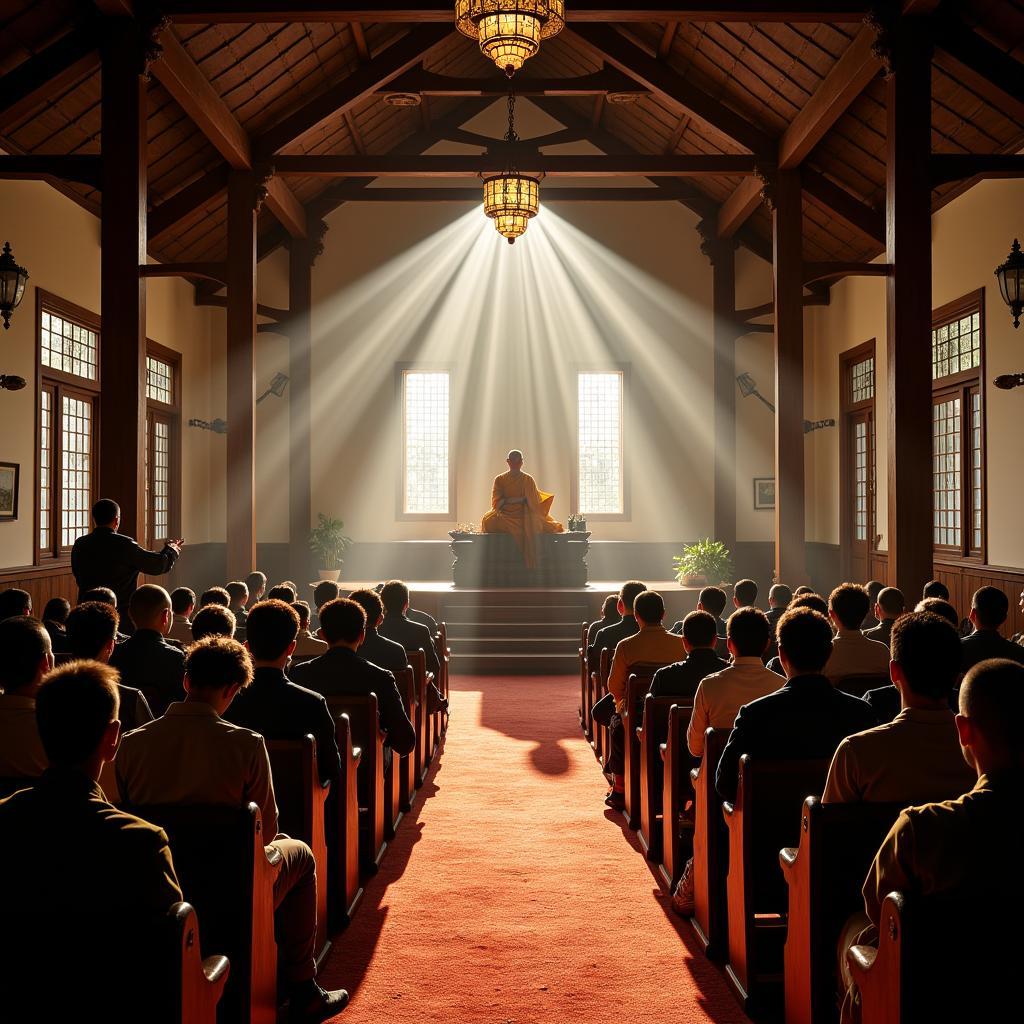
[
  {"left": 148, "top": 165, "right": 230, "bottom": 239},
  {"left": 383, "top": 67, "right": 641, "bottom": 97},
  {"left": 0, "top": 154, "right": 101, "bottom": 187},
  {"left": 139, "top": 261, "right": 227, "bottom": 285},
  {"left": 802, "top": 260, "right": 891, "bottom": 286},
  {"left": 294, "top": 185, "right": 701, "bottom": 202},
  {"left": 717, "top": 176, "right": 765, "bottom": 237},
  {"left": 658, "top": 23, "right": 680, "bottom": 59},
  {"left": 930, "top": 153, "right": 1024, "bottom": 186},
  {"left": 350, "top": 21, "right": 371, "bottom": 61},
  {"left": 802, "top": 168, "right": 884, "bottom": 247}
]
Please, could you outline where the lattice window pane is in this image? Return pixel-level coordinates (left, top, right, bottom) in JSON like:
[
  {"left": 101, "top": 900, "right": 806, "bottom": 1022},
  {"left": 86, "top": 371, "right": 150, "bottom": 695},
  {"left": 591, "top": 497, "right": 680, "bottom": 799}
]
[
  {"left": 932, "top": 396, "right": 961, "bottom": 547},
  {"left": 41, "top": 308, "right": 98, "bottom": 381},
  {"left": 971, "top": 390, "right": 982, "bottom": 552},
  {"left": 39, "top": 388, "right": 53, "bottom": 553},
  {"left": 146, "top": 355, "right": 174, "bottom": 404},
  {"left": 153, "top": 419, "right": 170, "bottom": 541},
  {"left": 932, "top": 310, "right": 981, "bottom": 381},
  {"left": 60, "top": 394, "right": 93, "bottom": 547},
  {"left": 403, "top": 371, "right": 450, "bottom": 514},
  {"left": 853, "top": 421, "right": 868, "bottom": 541},
  {"left": 578, "top": 371, "right": 623, "bottom": 515},
  {"left": 850, "top": 356, "right": 874, "bottom": 403}
]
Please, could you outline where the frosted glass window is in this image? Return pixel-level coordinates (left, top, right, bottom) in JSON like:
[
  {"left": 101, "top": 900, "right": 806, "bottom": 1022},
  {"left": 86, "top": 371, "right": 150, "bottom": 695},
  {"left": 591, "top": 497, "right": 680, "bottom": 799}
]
[
  {"left": 578, "top": 371, "right": 623, "bottom": 515},
  {"left": 850, "top": 356, "right": 874, "bottom": 403},
  {"left": 932, "top": 311, "right": 981, "bottom": 380},
  {"left": 41, "top": 309, "right": 98, "bottom": 380},
  {"left": 146, "top": 356, "right": 174, "bottom": 404},
  {"left": 932, "top": 396, "right": 961, "bottom": 548},
  {"left": 60, "top": 394, "right": 93, "bottom": 548},
  {"left": 39, "top": 388, "right": 53, "bottom": 553},
  {"left": 853, "top": 421, "right": 868, "bottom": 541},
  {"left": 403, "top": 371, "right": 450, "bottom": 515}
]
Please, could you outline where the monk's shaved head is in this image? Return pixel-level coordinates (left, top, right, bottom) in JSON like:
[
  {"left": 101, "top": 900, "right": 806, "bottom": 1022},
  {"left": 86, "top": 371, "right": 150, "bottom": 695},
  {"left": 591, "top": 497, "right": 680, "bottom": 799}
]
[{"left": 507, "top": 449, "right": 523, "bottom": 462}]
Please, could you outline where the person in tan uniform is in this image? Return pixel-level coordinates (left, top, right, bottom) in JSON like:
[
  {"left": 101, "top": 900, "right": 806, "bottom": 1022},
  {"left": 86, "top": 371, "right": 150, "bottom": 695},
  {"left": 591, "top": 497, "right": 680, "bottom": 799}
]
[{"left": 0, "top": 616, "right": 51, "bottom": 780}]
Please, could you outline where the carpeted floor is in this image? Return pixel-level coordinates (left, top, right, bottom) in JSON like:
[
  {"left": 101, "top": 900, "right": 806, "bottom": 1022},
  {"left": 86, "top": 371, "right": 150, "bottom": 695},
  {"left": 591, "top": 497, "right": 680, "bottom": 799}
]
[{"left": 317, "top": 674, "right": 749, "bottom": 1023}]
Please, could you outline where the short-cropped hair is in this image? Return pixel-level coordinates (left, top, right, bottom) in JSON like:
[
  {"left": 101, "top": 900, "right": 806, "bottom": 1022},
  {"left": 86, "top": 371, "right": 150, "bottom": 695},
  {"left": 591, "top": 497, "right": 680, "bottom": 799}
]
[
  {"left": 794, "top": 585, "right": 814, "bottom": 596},
  {"left": 267, "top": 583, "right": 297, "bottom": 604},
  {"left": 66, "top": 601, "right": 119, "bottom": 660},
  {"left": 290, "top": 601, "right": 311, "bottom": 630},
  {"left": 80, "top": 587, "right": 116, "bottom": 608},
  {"left": 191, "top": 605, "right": 236, "bottom": 642},
  {"left": 915, "top": 598, "right": 959, "bottom": 628},
  {"left": 91, "top": 498, "right": 119, "bottom": 526},
  {"left": 507, "top": 449, "right": 523, "bottom": 461},
  {"left": 200, "top": 587, "right": 230, "bottom": 608},
  {"left": 682, "top": 610, "right": 717, "bottom": 648},
  {"left": 922, "top": 580, "right": 950, "bottom": 601},
  {"left": 380, "top": 580, "right": 410, "bottom": 616},
  {"left": 790, "top": 593, "right": 829, "bottom": 617},
  {"left": 185, "top": 635, "right": 252, "bottom": 692},
  {"left": 128, "top": 584, "right": 171, "bottom": 629},
  {"left": 226, "top": 581, "right": 249, "bottom": 606},
  {"left": 319, "top": 598, "right": 366, "bottom": 645},
  {"left": 866, "top": 580, "right": 885, "bottom": 601},
  {"left": 36, "top": 661, "right": 120, "bottom": 766},
  {"left": 697, "top": 586, "right": 727, "bottom": 620},
  {"left": 171, "top": 587, "right": 196, "bottom": 615},
  {"left": 876, "top": 587, "right": 905, "bottom": 617},
  {"left": 0, "top": 616, "right": 50, "bottom": 691},
  {"left": 313, "top": 580, "right": 340, "bottom": 611},
  {"left": 0, "top": 588, "right": 32, "bottom": 621},
  {"left": 890, "top": 612, "right": 960, "bottom": 699},
  {"left": 246, "top": 600, "right": 299, "bottom": 661},
  {"left": 972, "top": 586, "right": 1010, "bottom": 629},
  {"left": 768, "top": 584, "right": 792, "bottom": 608},
  {"left": 619, "top": 580, "right": 648, "bottom": 612},
  {"left": 349, "top": 588, "right": 384, "bottom": 628},
  {"left": 727, "top": 607, "right": 772, "bottom": 658},
  {"left": 960, "top": 658, "right": 1024, "bottom": 758},
  {"left": 42, "top": 598, "right": 70, "bottom": 624},
  {"left": 734, "top": 579, "right": 758, "bottom": 606},
  {"left": 829, "top": 583, "right": 871, "bottom": 631},
  {"left": 633, "top": 590, "right": 665, "bottom": 625},
  {"left": 601, "top": 594, "right": 618, "bottom": 619},
  {"left": 246, "top": 570, "right": 267, "bottom": 595},
  {"left": 777, "top": 608, "right": 834, "bottom": 674}
]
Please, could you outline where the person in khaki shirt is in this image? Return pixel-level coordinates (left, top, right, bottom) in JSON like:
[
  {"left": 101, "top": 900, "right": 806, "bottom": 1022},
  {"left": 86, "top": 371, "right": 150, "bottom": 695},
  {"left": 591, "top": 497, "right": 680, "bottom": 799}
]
[
  {"left": 0, "top": 616, "right": 52, "bottom": 779},
  {"left": 116, "top": 635, "right": 348, "bottom": 1023},
  {"left": 824, "top": 612, "right": 975, "bottom": 805},
  {"left": 167, "top": 587, "right": 196, "bottom": 645},
  {"left": 289, "top": 601, "right": 329, "bottom": 658},
  {"left": 825, "top": 583, "right": 891, "bottom": 683}
]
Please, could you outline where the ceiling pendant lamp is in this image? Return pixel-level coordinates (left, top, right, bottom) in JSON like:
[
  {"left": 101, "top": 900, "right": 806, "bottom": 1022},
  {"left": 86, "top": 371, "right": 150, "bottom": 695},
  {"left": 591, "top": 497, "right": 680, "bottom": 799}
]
[
  {"left": 482, "top": 87, "right": 540, "bottom": 244},
  {"left": 455, "top": 1, "right": 566, "bottom": 77}
]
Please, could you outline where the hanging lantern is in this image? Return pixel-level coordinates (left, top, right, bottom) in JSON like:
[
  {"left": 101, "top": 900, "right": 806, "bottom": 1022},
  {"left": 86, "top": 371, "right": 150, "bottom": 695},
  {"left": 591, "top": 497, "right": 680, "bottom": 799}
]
[
  {"left": 455, "top": 1, "right": 565, "bottom": 76},
  {"left": 482, "top": 86, "right": 540, "bottom": 244},
  {"left": 995, "top": 238, "right": 1024, "bottom": 329},
  {"left": 0, "top": 242, "right": 29, "bottom": 330}
]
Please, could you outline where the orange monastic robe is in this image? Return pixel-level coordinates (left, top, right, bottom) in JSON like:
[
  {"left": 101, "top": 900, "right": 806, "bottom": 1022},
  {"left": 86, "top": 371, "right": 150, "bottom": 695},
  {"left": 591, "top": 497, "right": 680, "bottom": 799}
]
[{"left": 480, "top": 470, "right": 564, "bottom": 569}]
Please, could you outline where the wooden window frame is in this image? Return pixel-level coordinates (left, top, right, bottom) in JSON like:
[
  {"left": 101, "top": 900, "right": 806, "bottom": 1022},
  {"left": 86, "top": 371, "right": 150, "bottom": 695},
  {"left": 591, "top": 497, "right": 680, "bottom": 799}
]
[
  {"left": 839, "top": 339, "right": 878, "bottom": 577},
  {"left": 931, "top": 289, "right": 986, "bottom": 564},
  {"left": 571, "top": 364, "right": 630, "bottom": 522},
  {"left": 144, "top": 340, "right": 182, "bottom": 548},
  {"left": 396, "top": 364, "right": 456, "bottom": 522}
]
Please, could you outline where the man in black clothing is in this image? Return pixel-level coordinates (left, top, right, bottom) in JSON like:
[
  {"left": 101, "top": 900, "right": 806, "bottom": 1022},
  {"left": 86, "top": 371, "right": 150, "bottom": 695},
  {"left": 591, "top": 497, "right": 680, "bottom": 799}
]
[
  {"left": 649, "top": 610, "right": 729, "bottom": 703},
  {"left": 961, "top": 586, "right": 1024, "bottom": 673},
  {"left": 348, "top": 588, "right": 409, "bottom": 674},
  {"left": 670, "top": 585, "right": 729, "bottom": 660},
  {"left": 226, "top": 581, "right": 249, "bottom": 628},
  {"left": 588, "top": 579, "right": 647, "bottom": 673},
  {"left": 765, "top": 584, "right": 792, "bottom": 631},
  {"left": 0, "top": 588, "right": 31, "bottom": 621},
  {"left": 109, "top": 585, "right": 185, "bottom": 717},
  {"left": 291, "top": 598, "right": 416, "bottom": 769},
  {"left": 863, "top": 586, "right": 905, "bottom": 649},
  {"left": 225, "top": 600, "right": 341, "bottom": 787},
  {"left": 71, "top": 498, "right": 181, "bottom": 612},
  {"left": 716, "top": 607, "right": 875, "bottom": 802}
]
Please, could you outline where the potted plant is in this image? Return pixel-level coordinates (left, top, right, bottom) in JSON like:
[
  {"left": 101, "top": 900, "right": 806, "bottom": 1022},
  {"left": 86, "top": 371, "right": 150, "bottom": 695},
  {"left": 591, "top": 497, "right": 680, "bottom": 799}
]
[
  {"left": 309, "top": 513, "right": 353, "bottom": 582},
  {"left": 672, "top": 538, "right": 733, "bottom": 588}
]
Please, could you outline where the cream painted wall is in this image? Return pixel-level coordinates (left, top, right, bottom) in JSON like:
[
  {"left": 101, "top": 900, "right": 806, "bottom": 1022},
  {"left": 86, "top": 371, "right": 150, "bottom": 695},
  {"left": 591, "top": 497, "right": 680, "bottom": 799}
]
[{"left": 0, "top": 179, "right": 222, "bottom": 569}]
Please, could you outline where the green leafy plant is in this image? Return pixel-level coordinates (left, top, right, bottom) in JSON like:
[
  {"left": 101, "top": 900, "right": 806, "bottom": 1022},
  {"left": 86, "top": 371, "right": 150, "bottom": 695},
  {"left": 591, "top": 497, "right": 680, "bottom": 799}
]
[
  {"left": 308, "top": 514, "right": 353, "bottom": 567},
  {"left": 672, "top": 538, "right": 733, "bottom": 586}
]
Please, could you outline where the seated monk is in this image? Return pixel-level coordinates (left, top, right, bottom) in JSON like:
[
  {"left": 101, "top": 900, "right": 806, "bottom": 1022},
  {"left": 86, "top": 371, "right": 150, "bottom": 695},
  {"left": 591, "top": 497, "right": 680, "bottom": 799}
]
[{"left": 480, "top": 449, "right": 563, "bottom": 569}]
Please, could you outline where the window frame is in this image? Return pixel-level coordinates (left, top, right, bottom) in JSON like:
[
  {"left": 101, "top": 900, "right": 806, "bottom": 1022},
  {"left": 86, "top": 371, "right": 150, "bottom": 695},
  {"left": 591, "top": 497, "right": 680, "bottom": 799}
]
[
  {"left": 35, "top": 289, "right": 101, "bottom": 565},
  {"left": 839, "top": 339, "right": 878, "bottom": 573},
  {"left": 931, "top": 289, "right": 986, "bottom": 564},
  {"left": 144, "top": 341, "right": 182, "bottom": 549},
  {"left": 571, "top": 365, "right": 630, "bottom": 522},
  {"left": 396, "top": 364, "right": 455, "bottom": 522}
]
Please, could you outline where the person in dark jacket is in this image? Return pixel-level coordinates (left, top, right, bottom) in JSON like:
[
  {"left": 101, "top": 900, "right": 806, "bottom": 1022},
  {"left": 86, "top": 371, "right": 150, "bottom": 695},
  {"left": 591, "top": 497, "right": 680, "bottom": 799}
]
[
  {"left": 863, "top": 586, "right": 905, "bottom": 650},
  {"left": 109, "top": 585, "right": 185, "bottom": 717},
  {"left": 41, "top": 597, "right": 70, "bottom": 654},
  {"left": 291, "top": 598, "right": 416, "bottom": 768},
  {"left": 649, "top": 610, "right": 729, "bottom": 704},
  {"left": 348, "top": 588, "right": 409, "bottom": 674},
  {"left": 716, "top": 607, "right": 875, "bottom": 802},
  {"left": 377, "top": 580, "right": 449, "bottom": 713},
  {"left": 961, "top": 586, "right": 1024, "bottom": 673},
  {"left": 670, "top": 585, "right": 729, "bottom": 660},
  {"left": 71, "top": 498, "right": 181, "bottom": 612},
  {"left": 588, "top": 579, "right": 647, "bottom": 673},
  {"left": 0, "top": 588, "right": 31, "bottom": 622},
  {"left": 587, "top": 595, "right": 619, "bottom": 646},
  {"left": 225, "top": 599, "right": 341, "bottom": 788}
]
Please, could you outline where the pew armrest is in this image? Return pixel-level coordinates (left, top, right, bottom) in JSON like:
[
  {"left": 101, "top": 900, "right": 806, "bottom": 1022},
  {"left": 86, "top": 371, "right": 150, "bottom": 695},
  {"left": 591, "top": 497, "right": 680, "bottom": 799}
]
[
  {"left": 779, "top": 846, "right": 797, "bottom": 877},
  {"left": 846, "top": 943, "right": 877, "bottom": 979},
  {"left": 659, "top": 742, "right": 666, "bottom": 763},
  {"left": 202, "top": 954, "right": 231, "bottom": 986}
]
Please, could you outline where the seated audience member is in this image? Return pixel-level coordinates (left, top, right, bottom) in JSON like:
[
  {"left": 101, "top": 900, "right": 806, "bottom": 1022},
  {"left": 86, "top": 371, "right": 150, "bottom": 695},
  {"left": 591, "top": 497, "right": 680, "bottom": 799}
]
[
  {"left": 167, "top": 586, "right": 196, "bottom": 644},
  {"left": 862, "top": 586, "right": 905, "bottom": 649},
  {"left": 588, "top": 595, "right": 619, "bottom": 646},
  {"left": 290, "top": 601, "right": 329, "bottom": 657},
  {"left": 268, "top": 582, "right": 299, "bottom": 603},
  {"left": 604, "top": 590, "right": 686, "bottom": 810},
  {"left": 794, "top": 585, "right": 814, "bottom": 596},
  {"left": 225, "top": 600, "right": 340, "bottom": 787},
  {"left": 191, "top": 604, "right": 236, "bottom": 642},
  {"left": 116, "top": 637, "right": 348, "bottom": 1021},
  {"left": 41, "top": 598, "right": 70, "bottom": 653},
  {"left": 922, "top": 579, "right": 950, "bottom": 601},
  {"left": 0, "top": 662, "right": 184, "bottom": 1015},
  {"left": 226, "top": 580, "right": 249, "bottom": 627},
  {"left": 290, "top": 598, "right": 416, "bottom": 767},
  {"left": 960, "top": 586, "right": 1024, "bottom": 673},
  {"left": 861, "top": 580, "right": 885, "bottom": 630},
  {"left": 824, "top": 612, "right": 975, "bottom": 804},
  {"left": 1013, "top": 588, "right": 1024, "bottom": 645},
  {"left": 843, "top": 659, "right": 1024, "bottom": 1022},
  {"left": 765, "top": 584, "right": 792, "bottom": 631},
  {"left": 825, "top": 583, "right": 890, "bottom": 683},
  {"left": 80, "top": 586, "right": 129, "bottom": 642},
  {"left": 66, "top": 602, "right": 153, "bottom": 731},
  {"left": 349, "top": 588, "right": 409, "bottom": 674},
  {"left": 716, "top": 608, "right": 875, "bottom": 802},
  {"left": 588, "top": 580, "right": 647, "bottom": 673},
  {"left": 246, "top": 570, "right": 267, "bottom": 609},
  {"left": 765, "top": 592, "right": 828, "bottom": 675},
  {"left": 671, "top": 584, "right": 727, "bottom": 643},
  {"left": 649, "top": 610, "right": 729, "bottom": 703},
  {"left": 0, "top": 617, "right": 51, "bottom": 778},
  {"left": 915, "top": 596, "right": 959, "bottom": 627},
  {"left": 199, "top": 586, "right": 230, "bottom": 608},
  {"left": 378, "top": 580, "right": 443, "bottom": 681},
  {"left": 312, "top": 580, "right": 340, "bottom": 617},
  {"left": 110, "top": 585, "right": 185, "bottom": 716},
  {"left": 374, "top": 582, "right": 439, "bottom": 634},
  {"left": 733, "top": 578, "right": 758, "bottom": 609},
  {"left": 0, "top": 588, "right": 31, "bottom": 621}
]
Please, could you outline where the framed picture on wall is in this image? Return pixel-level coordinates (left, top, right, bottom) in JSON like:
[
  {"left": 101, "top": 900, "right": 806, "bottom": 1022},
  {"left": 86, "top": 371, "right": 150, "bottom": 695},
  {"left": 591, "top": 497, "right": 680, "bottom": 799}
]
[
  {"left": 0, "top": 462, "right": 19, "bottom": 521},
  {"left": 753, "top": 477, "right": 775, "bottom": 510}
]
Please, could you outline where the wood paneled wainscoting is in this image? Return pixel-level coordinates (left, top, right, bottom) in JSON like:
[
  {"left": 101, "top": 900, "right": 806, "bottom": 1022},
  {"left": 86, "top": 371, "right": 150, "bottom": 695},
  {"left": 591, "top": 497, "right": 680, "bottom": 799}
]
[{"left": 0, "top": 564, "right": 78, "bottom": 613}]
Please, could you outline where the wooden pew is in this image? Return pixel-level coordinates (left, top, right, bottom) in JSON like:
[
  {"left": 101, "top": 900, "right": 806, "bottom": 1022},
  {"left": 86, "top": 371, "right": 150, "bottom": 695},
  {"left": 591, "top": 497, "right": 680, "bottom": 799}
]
[
  {"left": 780, "top": 797, "right": 905, "bottom": 1024},
  {"left": 130, "top": 802, "right": 279, "bottom": 1024},
  {"left": 621, "top": 662, "right": 666, "bottom": 829},
  {"left": 326, "top": 713, "right": 364, "bottom": 928},
  {"left": 722, "top": 755, "right": 830, "bottom": 1015},
  {"left": 436, "top": 623, "right": 450, "bottom": 701},
  {"left": 165, "top": 902, "right": 230, "bottom": 1024},
  {"left": 637, "top": 693, "right": 682, "bottom": 862},
  {"left": 833, "top": 673, "right": 889, "bottom": 699},
  {"left": 590, "top": 647, "right": 612, "bottom": 765},
  {"left": 578, "top": 622, "right": 590, "bottom": 738},
  {"left": 658, "top": 705, "right": 694, "bottom": 893},
  {"left": 326, "top": 695, "right": 387, "bottom": 874},
  {"left": 266, "top": 736, "right": 331, "bottom": 962},
  {"left": 408, "top": 649, "right": 434, "bottom": 783},
  {"left": 393, "top": 666, "right": 419, "bottom": 813},
  {"left": 688, "top": 727, "right": 732, "bottom": 958}
]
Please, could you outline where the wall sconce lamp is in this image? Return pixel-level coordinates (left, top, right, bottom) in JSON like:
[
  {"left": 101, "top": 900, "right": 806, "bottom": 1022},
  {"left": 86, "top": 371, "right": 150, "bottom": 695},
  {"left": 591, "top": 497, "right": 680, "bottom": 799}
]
[
  {"left": 0, "top": 242, "right": 29, "bottom": 330},
  {"left": 256, "top": 372, "right": 290, "bottom": 404},
  {"left": 995, "top": 239, "right": 1024, "bottom": 329},
  {"left": 994, "top": 373, "right": 1024, "bottom": 390},
  {"left": 0, "top": 374, "right": 27, "bottom": 391},
  {"left": 188, "top": 418, "right": 228, "bottom": 434},
  {"left": 737, "top": 372, "right": 836, "bottom": 433}
]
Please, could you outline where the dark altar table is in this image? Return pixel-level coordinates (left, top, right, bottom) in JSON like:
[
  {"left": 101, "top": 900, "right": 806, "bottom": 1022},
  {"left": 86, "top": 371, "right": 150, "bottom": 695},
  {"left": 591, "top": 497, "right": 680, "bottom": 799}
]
[{"left": 449, "top": 531, "right": 591, "bottom": 587}]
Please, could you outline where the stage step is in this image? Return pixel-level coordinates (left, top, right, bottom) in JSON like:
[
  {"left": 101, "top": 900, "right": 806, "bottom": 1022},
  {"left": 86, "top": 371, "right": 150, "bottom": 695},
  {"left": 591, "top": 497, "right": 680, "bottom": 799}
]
[
  {"left": 442, "top": 603, "right": 588, "bottom": 624},
  {"left": 446, "top": 620, "right": 584, "bottom": 640},
  {"left": 450, "top": 636, "right": 579, "bottom": 656}
]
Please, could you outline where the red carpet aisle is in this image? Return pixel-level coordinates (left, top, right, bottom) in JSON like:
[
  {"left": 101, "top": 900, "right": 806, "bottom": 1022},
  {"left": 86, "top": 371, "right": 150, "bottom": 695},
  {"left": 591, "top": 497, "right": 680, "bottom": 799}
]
[{"left": 318, "top": 675, "right": 749, "bottom": 1024}]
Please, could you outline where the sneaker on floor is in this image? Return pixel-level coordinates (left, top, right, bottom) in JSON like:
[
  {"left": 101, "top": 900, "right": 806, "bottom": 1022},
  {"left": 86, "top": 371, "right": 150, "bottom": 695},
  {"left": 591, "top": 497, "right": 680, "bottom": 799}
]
[
  {"left": 671, "top": 857, "right": 695, "bottom": 917},
  {"left": 288, "top": 980, "right": 350, "bottom": 1023},
  {"left": 604, "top": 789, "right": 625, "bottom": 811}
]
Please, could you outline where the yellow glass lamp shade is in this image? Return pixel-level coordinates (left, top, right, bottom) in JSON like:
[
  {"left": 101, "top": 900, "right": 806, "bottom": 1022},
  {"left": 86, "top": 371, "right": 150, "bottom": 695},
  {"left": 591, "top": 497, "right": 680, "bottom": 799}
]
[
  {"left": 482, "top": 174, "right": 540, "bottom": 243},
  {"left": 455, "top": 1, "right": 566, "bottom": 74}
]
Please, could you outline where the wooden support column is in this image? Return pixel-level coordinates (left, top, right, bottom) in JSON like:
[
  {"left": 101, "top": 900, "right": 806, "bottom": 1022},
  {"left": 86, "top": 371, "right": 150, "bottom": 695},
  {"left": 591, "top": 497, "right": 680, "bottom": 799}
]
[
  {"left": 771, "top": 168, "right": 807, "bottom": 585},
  {"left": 882, "top": 19, "right": 934, "bottom": 595},
  {"left": 100, "top": 19, "right": 149, "bottom": 539},
  {"left": 226, "top": 170, "right": 264, "bottom": 579}
]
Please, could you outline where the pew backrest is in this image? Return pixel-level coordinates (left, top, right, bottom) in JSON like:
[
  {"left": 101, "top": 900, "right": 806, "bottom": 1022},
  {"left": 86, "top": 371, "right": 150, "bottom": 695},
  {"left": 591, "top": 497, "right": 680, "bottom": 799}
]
[{"left": 834, "top": 672, "right": 890, "bottom": 698}]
